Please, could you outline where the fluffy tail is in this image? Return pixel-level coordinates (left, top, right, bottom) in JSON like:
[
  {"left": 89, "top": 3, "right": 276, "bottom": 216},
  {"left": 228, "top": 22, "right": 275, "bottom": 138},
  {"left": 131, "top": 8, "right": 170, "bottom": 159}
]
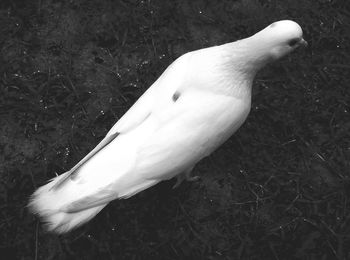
[{"left": 28, "top": 173, "right": 107, "bottom": 234}]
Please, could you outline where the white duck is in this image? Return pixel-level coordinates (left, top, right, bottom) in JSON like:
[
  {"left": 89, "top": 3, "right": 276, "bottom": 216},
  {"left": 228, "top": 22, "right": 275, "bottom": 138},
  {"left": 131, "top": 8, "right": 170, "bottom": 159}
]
[{"left": 28, "top": 20, "right": 307, "bottom": 233}]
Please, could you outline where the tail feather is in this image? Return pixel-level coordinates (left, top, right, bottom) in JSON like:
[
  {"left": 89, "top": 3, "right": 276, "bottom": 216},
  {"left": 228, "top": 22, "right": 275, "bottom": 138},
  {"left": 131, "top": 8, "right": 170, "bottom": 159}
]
[
  {"left": 28, "top": 172, "right": 160, "bottom": 233},
  {"left": 28, "top": 173, "right": 107, "bottom": 233}
]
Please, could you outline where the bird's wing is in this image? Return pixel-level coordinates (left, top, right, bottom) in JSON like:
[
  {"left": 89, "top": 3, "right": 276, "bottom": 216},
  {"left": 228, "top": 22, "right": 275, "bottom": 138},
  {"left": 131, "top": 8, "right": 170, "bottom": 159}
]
[
  {"left": 50, "top": 84, "right": 157, "bottom": 190},
  {"left": 50, "top": 54, "right": 191, "bottom": 190},
  {"left": 57, "top": 90, "right": 249, "bottom": 212}
]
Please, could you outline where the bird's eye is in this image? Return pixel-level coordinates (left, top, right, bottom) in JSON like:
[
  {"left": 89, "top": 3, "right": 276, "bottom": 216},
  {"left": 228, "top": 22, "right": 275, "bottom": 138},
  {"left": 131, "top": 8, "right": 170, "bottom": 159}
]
[{"left": 288, "top": 38, "right": 300, "bottom": 47}]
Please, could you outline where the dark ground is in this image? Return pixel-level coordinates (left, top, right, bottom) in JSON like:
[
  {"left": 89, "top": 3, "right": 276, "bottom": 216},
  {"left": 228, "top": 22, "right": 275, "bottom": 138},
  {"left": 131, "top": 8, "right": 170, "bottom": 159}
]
[{"left": 0, "top": 0, "right": 350, "bottom": 259}]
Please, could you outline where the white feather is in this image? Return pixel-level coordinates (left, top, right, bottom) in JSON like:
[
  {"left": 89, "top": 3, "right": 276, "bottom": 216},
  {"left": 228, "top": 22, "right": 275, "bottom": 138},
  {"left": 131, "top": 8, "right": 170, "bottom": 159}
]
[{"left": 28, "top": 20, "right": 306, "bottom": 233}]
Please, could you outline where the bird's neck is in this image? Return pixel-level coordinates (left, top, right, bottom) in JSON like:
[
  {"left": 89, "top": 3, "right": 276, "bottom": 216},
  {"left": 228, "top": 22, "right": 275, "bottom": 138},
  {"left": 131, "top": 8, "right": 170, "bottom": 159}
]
[
  {"left": 224, "top": 37, "right": 273, "bottom": 73},
  {"left": 211, "top": 36, "right": 275, "bottom": 99}
]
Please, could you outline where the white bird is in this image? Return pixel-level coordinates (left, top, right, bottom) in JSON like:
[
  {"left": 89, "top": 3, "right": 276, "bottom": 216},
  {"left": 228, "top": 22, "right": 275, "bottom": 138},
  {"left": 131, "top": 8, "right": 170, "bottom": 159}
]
[{"left": 28, "top": 20, "right": 307, "bottom": 233}]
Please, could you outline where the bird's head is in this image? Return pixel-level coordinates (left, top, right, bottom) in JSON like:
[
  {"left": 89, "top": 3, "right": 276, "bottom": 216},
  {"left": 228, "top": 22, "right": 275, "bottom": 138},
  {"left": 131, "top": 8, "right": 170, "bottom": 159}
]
[
  {"left": 226, "top": 20, "right": 307, "bottom": 75},
  {"left": 180, "top": 20, "right": 307, "bottom": 98},
  {"left": 253, "top": 20, "right": 308, "bottom": 61}
]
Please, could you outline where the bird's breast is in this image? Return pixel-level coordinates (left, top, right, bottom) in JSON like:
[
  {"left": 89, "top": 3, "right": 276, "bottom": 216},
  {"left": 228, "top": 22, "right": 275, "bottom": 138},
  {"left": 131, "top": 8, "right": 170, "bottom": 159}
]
[{"left": 197, "top": 93, "right": 251, "bottom": 156}]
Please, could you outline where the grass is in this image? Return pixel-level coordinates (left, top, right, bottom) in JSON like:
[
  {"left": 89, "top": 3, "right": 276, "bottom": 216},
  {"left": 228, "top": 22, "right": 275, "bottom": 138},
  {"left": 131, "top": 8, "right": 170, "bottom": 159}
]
[{"left": 0, "top": 0, "right": 349, "bottom": 259}]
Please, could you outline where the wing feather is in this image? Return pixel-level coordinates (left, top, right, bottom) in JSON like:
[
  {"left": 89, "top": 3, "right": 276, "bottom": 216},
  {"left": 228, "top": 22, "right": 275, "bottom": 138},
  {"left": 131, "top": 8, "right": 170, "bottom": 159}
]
[
  {"left": 50, "top": 53, "right": 191, "bottom": 191},
  {"left": 51, "top": 132, "right": 120, "bottom": 190},
  {"left": 55, "top": 90, "right": 248, "bottom": 211}
]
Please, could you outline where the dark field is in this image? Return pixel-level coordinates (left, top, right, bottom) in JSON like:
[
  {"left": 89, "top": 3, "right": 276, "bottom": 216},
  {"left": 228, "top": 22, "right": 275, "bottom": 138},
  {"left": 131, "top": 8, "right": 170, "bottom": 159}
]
[{"left": 1, "top": 0, "right": 350, "bottom": 259}]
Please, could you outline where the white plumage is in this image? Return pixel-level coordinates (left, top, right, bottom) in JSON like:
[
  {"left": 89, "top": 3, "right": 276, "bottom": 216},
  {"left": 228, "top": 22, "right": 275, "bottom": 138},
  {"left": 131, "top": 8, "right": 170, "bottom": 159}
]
[{"left": 28, "top": 20, "right": 307, "bottom": 233}]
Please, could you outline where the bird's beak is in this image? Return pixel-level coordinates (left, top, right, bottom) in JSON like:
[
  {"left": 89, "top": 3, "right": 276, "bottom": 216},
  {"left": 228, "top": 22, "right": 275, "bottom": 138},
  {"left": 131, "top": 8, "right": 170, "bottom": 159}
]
[{"left": 299, "top": 38, "right": 308, "bottom": 48}]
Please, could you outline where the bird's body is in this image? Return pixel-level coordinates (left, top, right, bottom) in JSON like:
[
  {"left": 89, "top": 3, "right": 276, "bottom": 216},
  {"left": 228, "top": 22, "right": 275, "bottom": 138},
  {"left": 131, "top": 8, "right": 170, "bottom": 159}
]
[{"left": 28, "top": 20, "right": 307, "bottom": 233}]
